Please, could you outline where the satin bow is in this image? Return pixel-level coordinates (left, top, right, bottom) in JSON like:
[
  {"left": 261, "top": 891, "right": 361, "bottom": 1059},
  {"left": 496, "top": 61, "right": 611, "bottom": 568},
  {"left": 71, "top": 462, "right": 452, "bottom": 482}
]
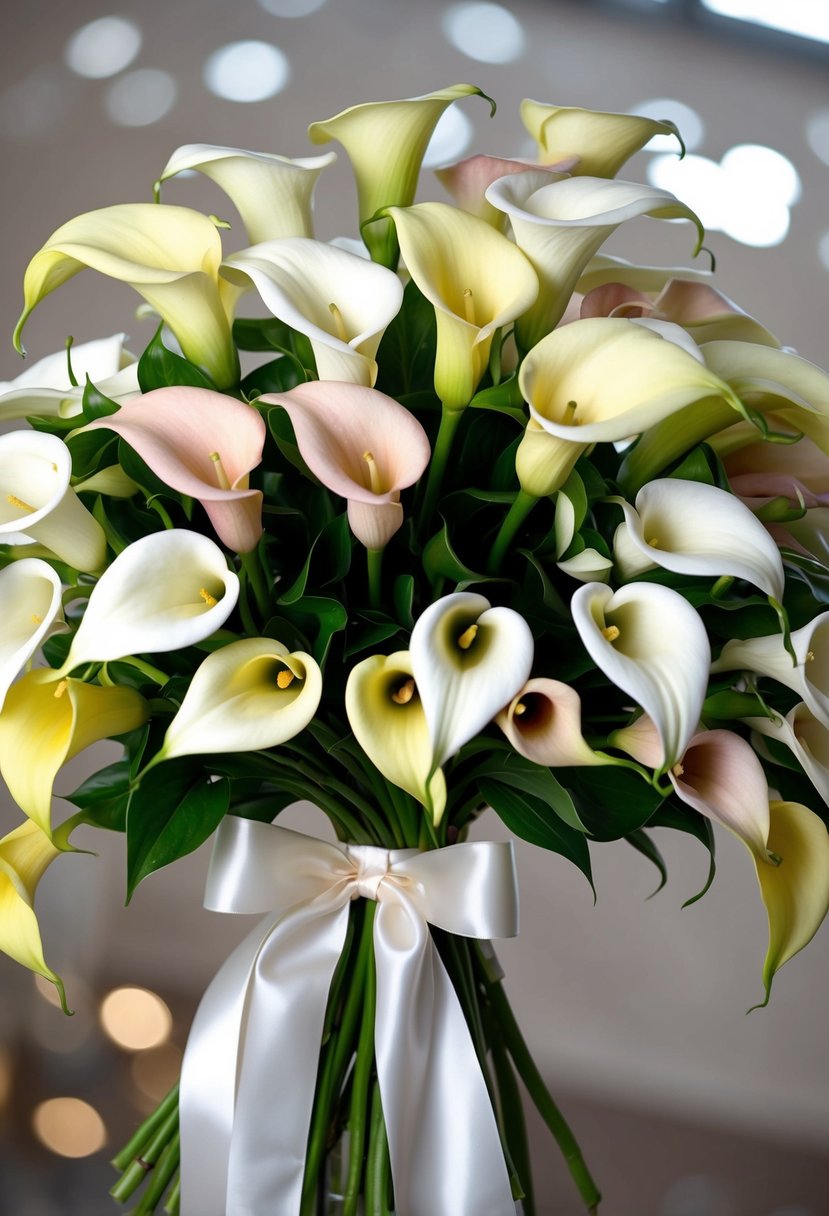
[{"left": 179, "top": 818, "right": 520, "bottom": 1216}]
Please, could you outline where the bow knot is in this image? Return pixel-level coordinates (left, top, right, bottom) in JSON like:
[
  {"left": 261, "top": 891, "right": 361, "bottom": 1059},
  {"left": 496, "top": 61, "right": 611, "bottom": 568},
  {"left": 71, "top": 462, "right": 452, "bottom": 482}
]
[{"left": 347, "top": 843, "right": 391, "bottom": 900}]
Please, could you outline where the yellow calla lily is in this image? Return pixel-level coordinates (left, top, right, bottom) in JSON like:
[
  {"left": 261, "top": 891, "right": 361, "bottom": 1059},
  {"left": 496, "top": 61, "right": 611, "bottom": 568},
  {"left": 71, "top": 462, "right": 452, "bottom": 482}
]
[
  {"left": 0, "top": 818, "right": 68, "bottom": 1011},
  {"left": 520, "top": 100, "right": 681, "bottom": 178},
  {"left": 345, "top": 651, "right": 446, "bottom": 825},
  {"left": 385, "top": 201, "right": 538, "bottom": 412},
  {"left": 752, "top": 801, "right": 829, "bottom": 1007},
  {"left": 0, "top": 670, "right": 148, "bottom": 835},
  {"left": 308, "top": 84, "right": 493, "bottom": 266},
  {"left": 14, "top": 204, "right": 240, "bottom": 388}
]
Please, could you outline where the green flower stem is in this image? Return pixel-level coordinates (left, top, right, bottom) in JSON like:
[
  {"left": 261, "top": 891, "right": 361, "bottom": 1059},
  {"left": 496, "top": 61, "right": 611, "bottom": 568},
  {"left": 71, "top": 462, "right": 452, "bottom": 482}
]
[
  {"left": 110, "top": 1107, "right": 178, "bottom": 1203},
  {"left": 343, "top": 902, "right": 377, "bottom": 1216},
  {"left": 114, "top": 655, "right": 171, "bottom": 685},
  {"left": 301, "top": 904, "right": 373, "bottom": 1215},
  {"left": 270, "top": 775, "right": 372, "bottom": 844},
  {"left": 132, "top": 1131, "right": 180, "bottom": 1215},
  {"left": 162, "top": 1174, "right": 181, "bottom": 1215},
  {"left": 366, "top": 547, "right": 384, "bottom": 611},
  {"left": 147, "top": 497, "right": 175, "bottom": 531},
  {"left": 240, "top": 548, "right": 271, "bottom": 619},
  {"left": 418, "top": 406, "right": 464, "bottom": 532},
  {"left": 474, "top": 944, "right": 602, "bottom": 1214},
  {"left": 488, "top": 489, "right": 538, "bottom": 573},
  {"left": 365, "top": 1080, "right": 392, "bottom": 1216},
  {"left": 489, "top": 1021, "right": 535, "bottom": 1215},
  {"left": 111, "top": 1084, "right": 179, "bottom": 1172}
]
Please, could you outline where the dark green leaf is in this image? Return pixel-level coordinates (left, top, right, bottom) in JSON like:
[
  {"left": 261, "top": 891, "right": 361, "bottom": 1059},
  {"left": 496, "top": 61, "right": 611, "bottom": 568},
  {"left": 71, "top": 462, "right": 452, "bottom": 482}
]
[
  {"left": 561, "top": 766, "right": 665, "bottom": 840},
  {"left": 81, "top": 375, "right": 120, "bottom": 421},
  {"left": 625, "top": 829, "right": 668, "bottom": 896},
  {"left": 375, "top": 278, "right": 436, "bottom": 398},
  {"left": 648, "top": 802, "right": 717, "bottom": 907},
  {"left": 393, "top": 574, "right": 415, "bottom": 629},
  {"left": 471, "top": 751, "right": 586, "bottom": 830},
  {"left": 241, "top": 356, "right": 304, "bottom": 397},
  {"left": 233, "top": 316, "right": 294, "bottom": 352},
  {"left": 137, "top": 325, "right": 217, "bottom": 392},
  {"left": 66, "top": 429, "right": 119, "bottom": 479},
  {"left": 479, "top": 778, "right": 593, "bottom": 892}
]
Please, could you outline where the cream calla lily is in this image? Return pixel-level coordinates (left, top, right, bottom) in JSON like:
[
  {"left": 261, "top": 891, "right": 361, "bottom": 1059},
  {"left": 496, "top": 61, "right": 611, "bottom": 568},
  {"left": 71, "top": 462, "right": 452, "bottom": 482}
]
[
  {"left": 83, "top": 386, "right": 266, "bottom": 553},
  {"left": 576, "top": 252, "right": 714, "bottom": 296},
  {"left": 712, "top": 613, "right": 829, "bottom": 730},
  {"left": 158, "top": 638, "right": 321, "bottom": 761},
  {"left": 345, "top": 651, "right": 446, "bottom": 824},
  {"left": 518, "top": 318, "right": 738, "bottom": 497},
  {"left": 0, "top": 431, "right": 107, "bottom": 572},
  {"left": 435, "top": 153, "right": 574, "bottom": 228},
  {"left": 158, "top": 144, "right": 337, "bottom": 243},
  {"left": 748, "top": 704, "right": 829, "bottom": 808},
  {"left": 0, "top": 819, "right": 67, "bottom": 1008},
  {"left": 0, "top": 333, "right": 139, "bottom": 423},
  {"left": 58, "top": 530, "right": 240, "bottom": 674},
  {"left": 385, "top": 202, "right": 538, "bottom": 410},
  {"left": 485, "top": 171, "right": 702, "bottom": 346},
  {"left": 557, "top": 549, "right": 614, "bottom": 583},
  {"left": 669, "top": 728, "right": 771, "bottom": 858},
  {"left": 612, "top": 478, "right": 785, "bottom": 600},
  {"left": 752, "top": 801, "right": 829, "bottom": 1006},
  {"left": 0, "top": 669, "right": 148, "bottom": 834},
  {"left": 409, "top": 592, "right": 534, "bottom": 770},
  {"left": 308, "top": 84, "right": 493, "bottom": 265},
  {"left": 520, "top": 100, "right": 681, "bottom": 178},
  {"left": 496, "top": 677, "right": 604, "bottom": 766},
  {"left": 260, "top": 381, "right": 430, "bottom": 549},
  {"left": 0, "top": 558, "right": 66, "bottom": 711},
  {"left": 571, "top": 581, "right": 710, "bottom": 770},
  {"left": 223, "top": 238, "right": 403, "bottom": 387},
  {"left": 14, "top": 204, "right": 240, "bottom": 388}
]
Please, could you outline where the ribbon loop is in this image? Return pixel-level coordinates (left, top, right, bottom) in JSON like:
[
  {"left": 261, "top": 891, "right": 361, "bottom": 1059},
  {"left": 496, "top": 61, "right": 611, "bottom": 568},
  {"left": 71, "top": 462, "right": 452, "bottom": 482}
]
[{"left": 180, "top": 818, "right": 520, "bottom": 1216}]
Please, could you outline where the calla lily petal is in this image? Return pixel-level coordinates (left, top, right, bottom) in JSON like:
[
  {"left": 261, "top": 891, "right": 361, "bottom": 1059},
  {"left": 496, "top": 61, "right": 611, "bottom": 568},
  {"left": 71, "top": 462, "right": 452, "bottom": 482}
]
[
  {"left": 0, "top": 819, "right": 66, "bottom": 1006},
  {"left": 576, "top": 253, "right": 714, "bottom": 296},
  {"left": 0, "top": 334, "right": 139, "bottom": 423},
  {"left": 60, "top": 530, "right": 240, "bottom": 673},
  {"left": 669, "top": 729, "right": 770, "bottom": 857},
  {"left": 15, "top": 204, "right": 239, "bottom": 387},
  {"left": 158, "top": 144, "right": 337, "bottom": 243},
  {"left": 308, "top": 84, "right": 493, "bottom": 264},
  {"left": 435, "top": 153, "right": 574, "bottom": 227},
  {"left": 0, "top": 558, "right": 66, "bottom": 711},
  {"left": 557, "top": 548, "right": 614, "bottom": 583},
  {"left": 83, "top": 386, "right": 266, "bottom": 553},
  {"left": 0, "top": 670, "right": 148, "bottom": 834},
  {"left": 520, "top": 101, "right": 681, "bottom": 178},
  {"left": 486, "top": 171, "right": 702, "bottom": 345},
  {"left": 409, "top": 592, "right": 534, "bottom": 769},
  {"left": 385, "top": 201, "right": 538, "bottom": 410},
  {"left": 261, "top": 381, "right": 430, "bottom": 548},
  {"left": 613, "top": 478, "right": 785, "bottom": 600},
  {"left": 496, "top": 677, "right": 604, "bottom": 766},
  {"left": 160, "top": 638, "right": 321, "bottom": 761},
  {"left": 712, "top": 613, "right": 829, "bottom": 729},
  {"left": 0, "top": 431, "right": 106, "bottom": 572},
  {"left": 571, "top": 581, "right": 710, "bottom": 770},
  {"left": 748, "top": 704, "right": 829, "bottom": 808},
  {"left": 345, "top": 651, "right": 446, "bottom": 823},
  {"left": 608, "top": 712, "right": 665, "bottom": 769},
  {"left": 223, "top": 238, "right": 403, "bottom": 386},
  {"left": 722, "top": 431, "right": 829, "bottom": 507},
  {"left": 752, "top": 801, "right": 829, "bottom": 1006}
]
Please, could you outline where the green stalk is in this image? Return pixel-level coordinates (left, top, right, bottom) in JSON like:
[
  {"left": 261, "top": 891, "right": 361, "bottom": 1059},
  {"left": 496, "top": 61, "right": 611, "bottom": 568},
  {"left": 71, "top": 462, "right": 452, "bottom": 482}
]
[
  {"left": 474, "top": 945, "right": 601, "bottom": 1214},
  {"left": 366, "top": 547, "right": 384, "bottom": 611},
  {"left": 364, "top": 1080, "right": 392, "bottom": 1216},
  {"left": 132, "top": 1132, "right": 180, "bottom": 1214},
  {"left": 490, "top": 1024, "right": 535, "bottom": 1215},
  {"left": 111, "top": 1085, "right": 179, "bottom": 1172},
  {"left": 110, "top": 1108, "right": 178, "bottom": 1204},
  {"left": 240, "top": 548, "right": 271, "bottom": 619},
  {"left": 488, "top": 489, "right": 538, "bottom": 573},
  {"left": 343, "top": 903, "right": 377, "bottom": 1215},
  {"left": 418, "top": 407, "right": 464, "bottom": 532},
  {"left": 162, "top": 1174, "right": 181, "bottom": 1215}
]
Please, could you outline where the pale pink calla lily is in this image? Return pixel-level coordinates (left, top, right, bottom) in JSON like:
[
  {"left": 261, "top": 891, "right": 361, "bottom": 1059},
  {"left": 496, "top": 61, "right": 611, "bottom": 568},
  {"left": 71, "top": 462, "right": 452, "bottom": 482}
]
[
  {"left": 720, "top": 430, "right": 829, "bottom": 508},
  {"left": 260, "top": 382, "right": 430, "bottom": 548},
  {"left": 669, "top": 728, "right": 771, "bottom": 858},
  {"left": 83, "top": 387, "right": 266, "bottom": 552},
  {"left": 496, "top": 677, "right": 604, "bottom": 767},
  {"left": 435, "top": 154, "right": 575, "bottom": 227}
]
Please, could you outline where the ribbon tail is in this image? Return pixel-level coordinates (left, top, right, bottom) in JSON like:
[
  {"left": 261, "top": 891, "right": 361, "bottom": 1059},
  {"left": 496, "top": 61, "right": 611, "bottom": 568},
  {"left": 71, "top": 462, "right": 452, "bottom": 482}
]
[{"left": 373, "top": 896, "right": 515, "bottom": 1216}]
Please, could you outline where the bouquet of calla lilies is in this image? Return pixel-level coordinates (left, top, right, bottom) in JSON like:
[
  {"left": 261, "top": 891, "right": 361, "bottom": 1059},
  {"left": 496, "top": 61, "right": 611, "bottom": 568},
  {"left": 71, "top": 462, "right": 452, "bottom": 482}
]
[{"left": 3, "top": 83, "right": 829, "bottom": 1216}]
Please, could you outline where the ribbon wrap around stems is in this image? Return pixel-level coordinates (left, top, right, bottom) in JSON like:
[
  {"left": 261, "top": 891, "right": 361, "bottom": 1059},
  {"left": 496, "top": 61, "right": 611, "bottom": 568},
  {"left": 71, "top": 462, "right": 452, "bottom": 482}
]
[{"left": 180, "top": 818, "right": 520, "bottom": 1216}]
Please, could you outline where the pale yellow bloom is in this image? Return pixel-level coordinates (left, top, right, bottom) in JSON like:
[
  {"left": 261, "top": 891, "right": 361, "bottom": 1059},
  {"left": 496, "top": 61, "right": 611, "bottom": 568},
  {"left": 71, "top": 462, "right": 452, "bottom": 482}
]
[
  {"left": 520, "top": 101, "right": 681, "bottom": 177},
  {"left": 0, "top": 819, "right": 67, "bottom": 1009}
]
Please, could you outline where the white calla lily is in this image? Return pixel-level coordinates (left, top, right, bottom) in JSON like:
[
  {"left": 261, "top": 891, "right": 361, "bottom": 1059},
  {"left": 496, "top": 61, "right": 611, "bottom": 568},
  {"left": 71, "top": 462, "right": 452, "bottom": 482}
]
[
  {"left": 222, "top": 238, "right": 403, "bottom": 386},
  {"left": 571, "top": 581, "right": 710, "bottom": 770},
  {"left": 521, "top": 101, "right": 681, "bottom": 177},
  {"left": 485, "top": 171, "right": 702, "bottom": 346},
  {"left": 612, "top": 478, "right": 785, "bottom": 600},
  {"left": 0, "top": 334, "right": 139, "bottom": 422},
  {"left": 748, "top": 704, "right": 829, "bottom": 808},
  {"left": 409, "top": 592, "right": 534, "bottom": 769},
  {"left": 57, "top": 530, "right": 239, "bottom": 673},
  {"left": 15, "top": 204, "right": 240, "bottom": 388},
  {"left": 158, "top": 144, "right": 337, "bottom": 243},
  {"left": 158, "top": 638, "right": 322, "bottom": 761},
  {"left": 0, "top": 559, "right": 66, "bottom": 711},
  {"left": 712, "top": 613, "right": 829, "bottom": 729},
  {"left": 346, "top": 651, "right": 447, "bottom": 824},
  {"left": 0, "top": 431, "right": 106, "bottom": 572},
  {"left": 557, "top": 549, "right": 613, "bottom": 583}
]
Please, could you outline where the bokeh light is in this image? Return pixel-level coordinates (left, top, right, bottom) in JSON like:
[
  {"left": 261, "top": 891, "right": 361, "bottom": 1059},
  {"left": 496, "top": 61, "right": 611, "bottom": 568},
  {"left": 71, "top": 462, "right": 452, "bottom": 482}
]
[
  {"left": 442, "top": 3, "right": 525, "bottom": 64},
  {"left": 257, "top": 0, "right": 328, "bottom": 14},
  {"left": 64, "top": 17, "right": 142, "bottom": 79},
  {"left": 104, "top": 69, "right": 178, "bottom": 127},
  {"left": 131, "top": 1043, "right": 183, "bottom": 1104},
  {"left": 32, "top": 1098, "right": 106, "bottom": 1158},
  {"left": 99, "top": 986, "right": 172, "bottom": 1051},
  {"left": 203, "top": 41, "right": 290, "bottom": 103},
  {"left": 633, "top": 98, "right": 705, "bottom": 153},
  {"left": 422, "top": 106, "right": 474, "bottom": 169}
]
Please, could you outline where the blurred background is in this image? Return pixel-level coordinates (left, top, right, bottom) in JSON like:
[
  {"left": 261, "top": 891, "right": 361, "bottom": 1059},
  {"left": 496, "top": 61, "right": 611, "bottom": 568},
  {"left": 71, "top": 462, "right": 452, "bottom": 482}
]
[{"left": 1, "top": 1, "right": 828, "bottom": 1213}]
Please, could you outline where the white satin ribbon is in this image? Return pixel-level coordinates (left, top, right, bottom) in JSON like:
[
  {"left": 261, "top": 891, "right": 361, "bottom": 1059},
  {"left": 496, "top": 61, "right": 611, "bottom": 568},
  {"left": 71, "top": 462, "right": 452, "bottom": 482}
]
[{"left": 179, "top": 818, "right": 520, "bottom": 1216}]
